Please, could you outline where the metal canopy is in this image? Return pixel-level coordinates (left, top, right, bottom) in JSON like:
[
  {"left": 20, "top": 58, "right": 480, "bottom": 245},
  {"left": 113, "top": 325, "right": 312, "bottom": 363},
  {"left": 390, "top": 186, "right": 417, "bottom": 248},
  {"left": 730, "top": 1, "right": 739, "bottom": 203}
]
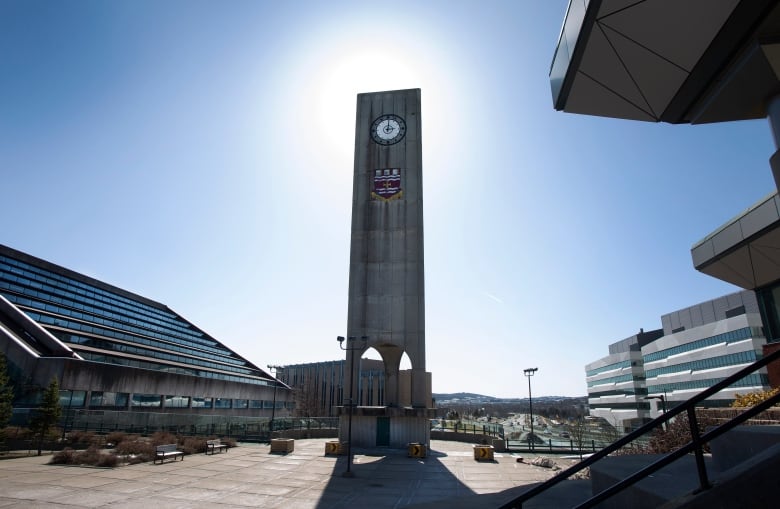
[
  {"left": 692, "top": 193, "right": 780, "bottom": 289},
  {"left": 551, "top": 0, "right": 780, "bottom": 124}
]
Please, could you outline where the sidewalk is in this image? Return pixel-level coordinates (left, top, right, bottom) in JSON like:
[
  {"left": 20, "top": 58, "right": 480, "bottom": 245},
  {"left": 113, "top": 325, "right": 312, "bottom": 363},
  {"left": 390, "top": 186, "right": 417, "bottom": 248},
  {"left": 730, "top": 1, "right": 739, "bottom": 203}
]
[{"left": 0, "top": 439, "right": 590, "bottom": 508}]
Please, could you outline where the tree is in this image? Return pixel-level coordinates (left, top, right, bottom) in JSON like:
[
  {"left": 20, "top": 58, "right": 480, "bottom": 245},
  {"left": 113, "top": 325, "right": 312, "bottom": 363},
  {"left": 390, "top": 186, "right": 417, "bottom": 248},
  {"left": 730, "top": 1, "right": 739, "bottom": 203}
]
[
  {"left": 29, "top": 377, "right": 62, "bottom": 456},
  {"left": 294, "top": 379, "right": 323, "bottom": 418},
  {"left": 0, "top": 354, "right": 13, "bottom": 443}
]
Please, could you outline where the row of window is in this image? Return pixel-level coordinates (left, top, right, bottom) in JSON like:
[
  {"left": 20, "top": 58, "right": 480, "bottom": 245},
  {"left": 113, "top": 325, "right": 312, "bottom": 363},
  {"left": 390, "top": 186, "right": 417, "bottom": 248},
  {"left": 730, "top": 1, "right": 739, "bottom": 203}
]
[
  {"left": 645, "top": 350, "right": 759, "bottom": 379},
  {"left": 587, "top": 373, "right": 645, "bottom": 388},
  {"left": 61, "top": 390, "right": 294, "bottom": 410},
  {"left": 0, "top": 272, "right": 210, "bottom": 345},
  {"left": 646, "top": 373, "right": 769, "bottom": 395},
  {"left": 0, "top": 256, "right": 182, "bottom": 325},
  {"left": 78, "top": 351, "right": 274, "bottom": 387},
  {"left": 3, "top": 284, "right": 228, "bottom": 356},
  {"left": 589, "top": 402, "right": 651, "bottom": 410},
  {"left": 585, "top": 359, "right": 634, "bottom": 377},
  {"left": 588, "top": 388, "right": 648, "bottom": 399},
  {"left": 27, "top": 309, "right": 257, "bottom": 375},
  {"left": 65, "top": 333, "right": 255, "bottom": 376},
  {"left": 643, "top": 327, "right": 759, "bottom": 362}
]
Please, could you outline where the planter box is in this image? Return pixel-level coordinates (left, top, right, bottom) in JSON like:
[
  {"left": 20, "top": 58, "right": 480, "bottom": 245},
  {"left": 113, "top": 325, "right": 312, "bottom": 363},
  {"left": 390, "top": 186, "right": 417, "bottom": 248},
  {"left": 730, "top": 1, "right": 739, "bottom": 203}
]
[
  {"left": 408, "top": 442, "right": 427, "bottom": 458},
  {"left": 270, "top": 438, "right": 294, "bottom": 454},
  {"left": 324, "top": 441, "right": 344, "bottom": 455},
  {"left": 473, "top": 444, "right": 494, "bottom": 461}
]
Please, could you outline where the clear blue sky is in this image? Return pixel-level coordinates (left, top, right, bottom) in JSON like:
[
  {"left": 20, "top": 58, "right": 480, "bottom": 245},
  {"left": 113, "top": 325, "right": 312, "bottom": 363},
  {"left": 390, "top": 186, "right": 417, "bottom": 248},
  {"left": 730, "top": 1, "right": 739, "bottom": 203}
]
[{"left": 1, "top": 1, "right": 775, "bottom": 397}]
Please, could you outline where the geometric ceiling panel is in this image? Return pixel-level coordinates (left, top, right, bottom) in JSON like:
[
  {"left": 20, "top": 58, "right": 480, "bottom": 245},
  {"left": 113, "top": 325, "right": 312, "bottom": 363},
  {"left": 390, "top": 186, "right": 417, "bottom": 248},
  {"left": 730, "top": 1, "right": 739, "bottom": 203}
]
[
  {"left": 701, "top": 246, "right": 757, "bottom": 289},
  {"left": 750, "top": 230, "right": 780, "bottom": 287},
  {"left": 601, "top": 24, "right": 689, "bottom": 118},
  {"left": 599, "top": 0, "right": 739, "bottom": 72},
  {"left": 564, "top": 71, "right": 657, "bottom": 122},
  {"left": 578, "top": 24, "right": 652, "bottom": 117},
  {"left": 551, "top": 0, "right": 780, "bottom": 124}
]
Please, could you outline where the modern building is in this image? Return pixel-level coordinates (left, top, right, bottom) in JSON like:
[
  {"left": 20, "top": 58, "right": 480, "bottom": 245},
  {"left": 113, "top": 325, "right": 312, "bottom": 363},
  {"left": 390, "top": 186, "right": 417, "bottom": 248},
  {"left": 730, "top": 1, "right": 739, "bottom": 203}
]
[
  {"left": 279, "top": 358, "right": 431, "bottom": 417},
  {"left": 586, "top": 291, "right": 770, "bottom": 430},
  {"left": 0, "top": 244, "right": 292, "bottom": 430},
  {"left": 551, "top": 0, "right": 780, "bottom": 388},
  {"left": 644, "top": 291, "right": 768, "bottom": 417},
  {"left": 586, "top": 329, "right": 662, "bottom": 432}
]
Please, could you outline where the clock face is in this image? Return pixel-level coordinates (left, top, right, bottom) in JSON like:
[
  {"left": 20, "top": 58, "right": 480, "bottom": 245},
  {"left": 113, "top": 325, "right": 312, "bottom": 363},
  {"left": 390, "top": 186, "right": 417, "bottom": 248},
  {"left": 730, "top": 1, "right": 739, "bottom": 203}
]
[{"left": 370, "top": 114, "right": 406, "bottom": 145}]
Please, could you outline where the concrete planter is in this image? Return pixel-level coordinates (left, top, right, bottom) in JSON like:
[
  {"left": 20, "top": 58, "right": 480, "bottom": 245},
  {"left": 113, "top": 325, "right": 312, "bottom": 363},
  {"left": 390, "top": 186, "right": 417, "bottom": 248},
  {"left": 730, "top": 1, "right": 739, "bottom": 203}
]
[
  {"left": 473, "top": 444, "right": 494, "bottom": 461},
  {"left": 408, "top": 442, "right": 427, "bottom": 458},
  {"left": 324, "top": 441, "right": 344, "bottom": 455},
  {"left": 270, "top": 438, "right": 294, "bottom": 454}
]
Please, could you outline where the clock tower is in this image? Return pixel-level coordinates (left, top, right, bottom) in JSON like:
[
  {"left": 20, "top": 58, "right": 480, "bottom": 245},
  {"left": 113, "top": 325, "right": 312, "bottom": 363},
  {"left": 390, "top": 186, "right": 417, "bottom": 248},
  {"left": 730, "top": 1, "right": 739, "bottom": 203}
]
[{"left": 340, "top": 88, "right": 434, "bottom": 449}]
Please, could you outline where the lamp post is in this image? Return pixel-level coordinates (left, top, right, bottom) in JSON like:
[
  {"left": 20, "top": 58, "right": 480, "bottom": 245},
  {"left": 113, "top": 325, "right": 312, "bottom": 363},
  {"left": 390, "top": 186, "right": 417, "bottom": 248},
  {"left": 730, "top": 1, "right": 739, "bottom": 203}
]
[
  {"left": 338, "top": 335, "right": 368, "bottom": 477},
  {"left": 523, "top": 367, "right": 538, "bottom": 451},
  {"left": 645, "top": 393, "right": 667, "bottom": 430},
  {"left": 267, "top": 365, "right": 283, "bottom": 438}
]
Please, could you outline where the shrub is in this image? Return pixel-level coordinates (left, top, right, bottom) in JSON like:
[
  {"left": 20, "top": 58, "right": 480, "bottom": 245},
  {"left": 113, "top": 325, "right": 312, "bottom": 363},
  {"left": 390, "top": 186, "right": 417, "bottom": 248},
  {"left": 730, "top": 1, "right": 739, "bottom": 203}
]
[
  {"left": 50, "top": 447, "right": 76, "bottom": 465},
  {"left": 115, "top": 438, "right": 155, "bottom": 462},
  {"left": 181, "top": 436, "right": 207, "bottom": 454},
  {"left": 74, "top": 445, "right": 102, "bottom": 465},
  {"left": 149, "top": 431, "right": 177, "bottom": 446},
  {"left": 646, "top": 411, "right": 716, "bottom": 454},
  {"left": 104, "top": 431, "right": 127, "bottom": 446},
  {"left": 731, "top": 388, "right": 780, "bottom": 408},
  {"left": 96, "top": 453, "right": 119, "bottom": 468}
]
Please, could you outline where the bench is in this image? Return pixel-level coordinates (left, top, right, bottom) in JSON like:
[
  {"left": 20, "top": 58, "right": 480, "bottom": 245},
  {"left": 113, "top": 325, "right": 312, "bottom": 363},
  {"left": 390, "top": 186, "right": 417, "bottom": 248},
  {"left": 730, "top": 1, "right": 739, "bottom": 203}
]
[
  {"left": 154, "top": 444, "right": 184, "bottom": 464},
  {"left": 206, "top": 439, "right": 228, "bottom": 455}
]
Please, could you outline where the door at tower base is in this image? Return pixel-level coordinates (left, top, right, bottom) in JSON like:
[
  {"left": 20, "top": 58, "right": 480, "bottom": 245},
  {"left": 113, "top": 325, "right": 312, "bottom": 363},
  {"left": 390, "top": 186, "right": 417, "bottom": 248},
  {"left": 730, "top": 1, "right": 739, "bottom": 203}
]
[{"left": 338, "top": 408, "right": 435, "bottom": 448}]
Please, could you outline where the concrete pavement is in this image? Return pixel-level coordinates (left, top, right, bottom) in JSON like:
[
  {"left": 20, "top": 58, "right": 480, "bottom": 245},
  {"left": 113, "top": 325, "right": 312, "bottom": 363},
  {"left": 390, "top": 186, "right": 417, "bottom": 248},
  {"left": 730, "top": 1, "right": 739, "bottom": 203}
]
[{"left": 0, "top": 439, "right": 591, "bottom": 508}]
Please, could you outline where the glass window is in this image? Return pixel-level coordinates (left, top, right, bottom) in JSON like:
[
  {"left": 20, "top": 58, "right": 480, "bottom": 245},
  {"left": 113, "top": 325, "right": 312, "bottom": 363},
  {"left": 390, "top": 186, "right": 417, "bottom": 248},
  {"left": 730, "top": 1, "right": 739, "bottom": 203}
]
[
  {"left": 214, "top": 398, "right": 231, "bottom": 409},
  {"left": 165, "top": 395, "right": 190, "bottom": 408},
  {"left": 250, "top": 400, "right": 263, "bottom": 409},
  {"left": 192, "top": 397, "right": 213, "bottom": 409},
  {"left": 131, "top": 393, "right": 161, "bottom": 407},
  {"left": 234, "top": 399, "right": 249, "bottom": 409},
  {"left": 59, "top": 390, "right": 86, "bottom": 408}
]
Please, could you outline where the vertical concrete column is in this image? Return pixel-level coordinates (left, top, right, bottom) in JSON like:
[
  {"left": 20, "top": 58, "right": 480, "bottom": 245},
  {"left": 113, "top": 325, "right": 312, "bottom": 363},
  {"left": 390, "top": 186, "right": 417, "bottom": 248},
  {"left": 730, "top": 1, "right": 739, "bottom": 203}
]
[
  {"left": 346, "top": 89, "right": 427, "bottom": 408},
  {"left": 767, "top": 95, "right": 780, "bottom": 191}
]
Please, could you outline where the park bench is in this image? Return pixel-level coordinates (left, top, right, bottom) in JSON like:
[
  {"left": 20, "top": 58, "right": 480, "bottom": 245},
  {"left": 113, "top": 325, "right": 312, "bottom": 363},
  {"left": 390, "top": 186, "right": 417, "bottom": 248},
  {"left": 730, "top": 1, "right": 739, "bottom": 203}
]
[
  {"left": 154, "top": 444, "right": 184, "bottom": 464},
  {"left": 206, "top": 439, "right": 228, "bottom": 455}
]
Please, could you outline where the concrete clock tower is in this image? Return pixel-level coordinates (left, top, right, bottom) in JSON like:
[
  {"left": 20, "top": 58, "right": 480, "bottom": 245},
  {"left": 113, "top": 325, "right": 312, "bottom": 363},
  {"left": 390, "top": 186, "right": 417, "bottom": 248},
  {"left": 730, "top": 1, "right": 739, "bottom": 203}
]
[{"left": 339, "top": 88, "right": 434, "bottom": 449}]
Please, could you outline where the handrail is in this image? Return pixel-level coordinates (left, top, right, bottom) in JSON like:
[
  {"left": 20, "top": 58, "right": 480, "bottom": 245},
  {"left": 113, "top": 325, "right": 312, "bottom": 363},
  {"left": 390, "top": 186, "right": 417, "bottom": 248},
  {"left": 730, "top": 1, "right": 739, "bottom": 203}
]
[{"left": 500, "top": 345, "right": 780, "bottom": 509}]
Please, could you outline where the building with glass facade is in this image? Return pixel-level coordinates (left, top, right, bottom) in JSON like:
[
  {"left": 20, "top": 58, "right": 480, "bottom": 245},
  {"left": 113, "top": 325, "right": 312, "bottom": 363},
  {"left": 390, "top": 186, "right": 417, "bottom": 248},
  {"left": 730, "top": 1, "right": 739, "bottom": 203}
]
[
  {"left": 586, "top": 291, "right": 770, "bottom": 430},
  {"left": 586, "top": 330, "right": 662, "bottom": 433},
  {"left": 0, "top": 244, "right": 292, "bottom": 427}
]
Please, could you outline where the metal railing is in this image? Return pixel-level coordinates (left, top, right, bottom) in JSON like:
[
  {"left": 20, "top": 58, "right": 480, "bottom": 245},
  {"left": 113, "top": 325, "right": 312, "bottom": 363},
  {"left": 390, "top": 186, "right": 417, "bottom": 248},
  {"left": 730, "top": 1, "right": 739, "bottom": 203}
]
[{"left": 500, "top": 346, "right": 780, "bottom": 508}]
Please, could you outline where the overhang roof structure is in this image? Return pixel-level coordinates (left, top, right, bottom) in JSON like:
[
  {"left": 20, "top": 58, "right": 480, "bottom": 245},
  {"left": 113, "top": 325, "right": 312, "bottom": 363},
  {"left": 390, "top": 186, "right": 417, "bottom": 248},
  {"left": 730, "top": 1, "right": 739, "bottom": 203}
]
[
  {"left": 551, "top": 0, "right": 780, "bottom": 124},
  {"left": 692, "top": 192, "right": 780, "bottom": 289}
]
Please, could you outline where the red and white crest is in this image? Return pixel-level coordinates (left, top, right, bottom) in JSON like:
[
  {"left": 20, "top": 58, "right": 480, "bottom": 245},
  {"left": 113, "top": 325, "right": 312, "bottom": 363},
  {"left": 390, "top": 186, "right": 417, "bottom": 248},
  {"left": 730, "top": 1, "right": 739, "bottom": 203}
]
[{"left": 371, "top": 168, "right": 403, "bottom": 201}]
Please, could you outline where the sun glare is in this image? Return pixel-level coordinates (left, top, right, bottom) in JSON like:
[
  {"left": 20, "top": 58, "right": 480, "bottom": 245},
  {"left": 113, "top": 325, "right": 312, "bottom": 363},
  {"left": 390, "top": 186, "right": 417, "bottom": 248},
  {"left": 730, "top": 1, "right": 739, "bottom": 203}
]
[{"left": 314, "top": 49, "right": 421, "bottom": 157}]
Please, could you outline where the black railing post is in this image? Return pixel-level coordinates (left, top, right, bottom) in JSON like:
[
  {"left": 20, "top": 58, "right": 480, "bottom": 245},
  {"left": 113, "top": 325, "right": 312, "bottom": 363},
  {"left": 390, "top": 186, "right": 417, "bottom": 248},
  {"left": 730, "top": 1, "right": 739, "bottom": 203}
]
[{"left": 687, "top": 407, "right": 711, "bottom": 492}]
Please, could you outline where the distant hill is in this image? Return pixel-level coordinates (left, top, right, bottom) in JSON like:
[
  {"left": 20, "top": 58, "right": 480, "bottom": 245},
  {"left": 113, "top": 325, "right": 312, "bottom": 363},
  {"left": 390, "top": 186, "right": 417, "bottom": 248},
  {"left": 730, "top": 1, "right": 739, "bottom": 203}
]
[{"left": 434, "top": 392, "right": 585, "bottom": 404}]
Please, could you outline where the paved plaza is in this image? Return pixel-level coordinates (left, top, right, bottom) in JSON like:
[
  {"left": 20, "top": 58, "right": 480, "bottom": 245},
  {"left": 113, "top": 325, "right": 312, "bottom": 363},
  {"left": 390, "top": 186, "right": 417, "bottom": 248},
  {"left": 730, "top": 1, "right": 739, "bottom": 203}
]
[{"left": 0, "top": 439, "right": 590, "bottom": 508}]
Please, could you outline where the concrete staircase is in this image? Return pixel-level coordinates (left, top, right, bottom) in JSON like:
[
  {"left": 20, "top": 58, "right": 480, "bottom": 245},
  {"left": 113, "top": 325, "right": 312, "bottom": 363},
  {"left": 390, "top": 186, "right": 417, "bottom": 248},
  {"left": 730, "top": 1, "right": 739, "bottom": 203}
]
[{"left": 587, "top": 425, "right": 780, "bottom": 509}]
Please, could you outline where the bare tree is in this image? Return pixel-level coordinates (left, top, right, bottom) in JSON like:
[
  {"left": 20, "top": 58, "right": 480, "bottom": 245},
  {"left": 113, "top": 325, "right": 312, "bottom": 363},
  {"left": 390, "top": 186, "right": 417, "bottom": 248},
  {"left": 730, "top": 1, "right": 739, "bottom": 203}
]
[{"left": 294, "top": 379, "right": 323, "bottom": 418}]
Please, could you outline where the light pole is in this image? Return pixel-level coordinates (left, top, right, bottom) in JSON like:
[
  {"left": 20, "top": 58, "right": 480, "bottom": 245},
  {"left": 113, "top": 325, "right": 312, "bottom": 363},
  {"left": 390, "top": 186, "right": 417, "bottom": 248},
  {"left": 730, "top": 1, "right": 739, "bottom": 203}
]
[
  {"left": 267, "top": 365, "right": 283, "bottom": 438},
  {"left": 338, "top": 335, "right": 368, "bottom": 477},
  {"left": 523, "top": 367, "right": 538, "bottom": 451},
  {"left": 645, "top": 393, "right": 667, "bottom": 430}
]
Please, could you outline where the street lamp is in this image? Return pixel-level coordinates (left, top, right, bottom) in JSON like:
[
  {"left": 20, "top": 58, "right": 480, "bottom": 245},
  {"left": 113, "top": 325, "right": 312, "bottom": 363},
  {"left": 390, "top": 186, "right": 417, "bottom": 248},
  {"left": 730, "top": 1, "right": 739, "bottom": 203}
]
[
  {"left": 267, "top": 365, "right": 284, "bottom": 438},
  {"left": 338, "top": 335, "right": 368, "bottom": 477},
  {"left": 523, "top": 367, "right": 538, "bottom": 451},
  {"left": 645, "top": 393, "right": 667, "bottom": 430}
]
